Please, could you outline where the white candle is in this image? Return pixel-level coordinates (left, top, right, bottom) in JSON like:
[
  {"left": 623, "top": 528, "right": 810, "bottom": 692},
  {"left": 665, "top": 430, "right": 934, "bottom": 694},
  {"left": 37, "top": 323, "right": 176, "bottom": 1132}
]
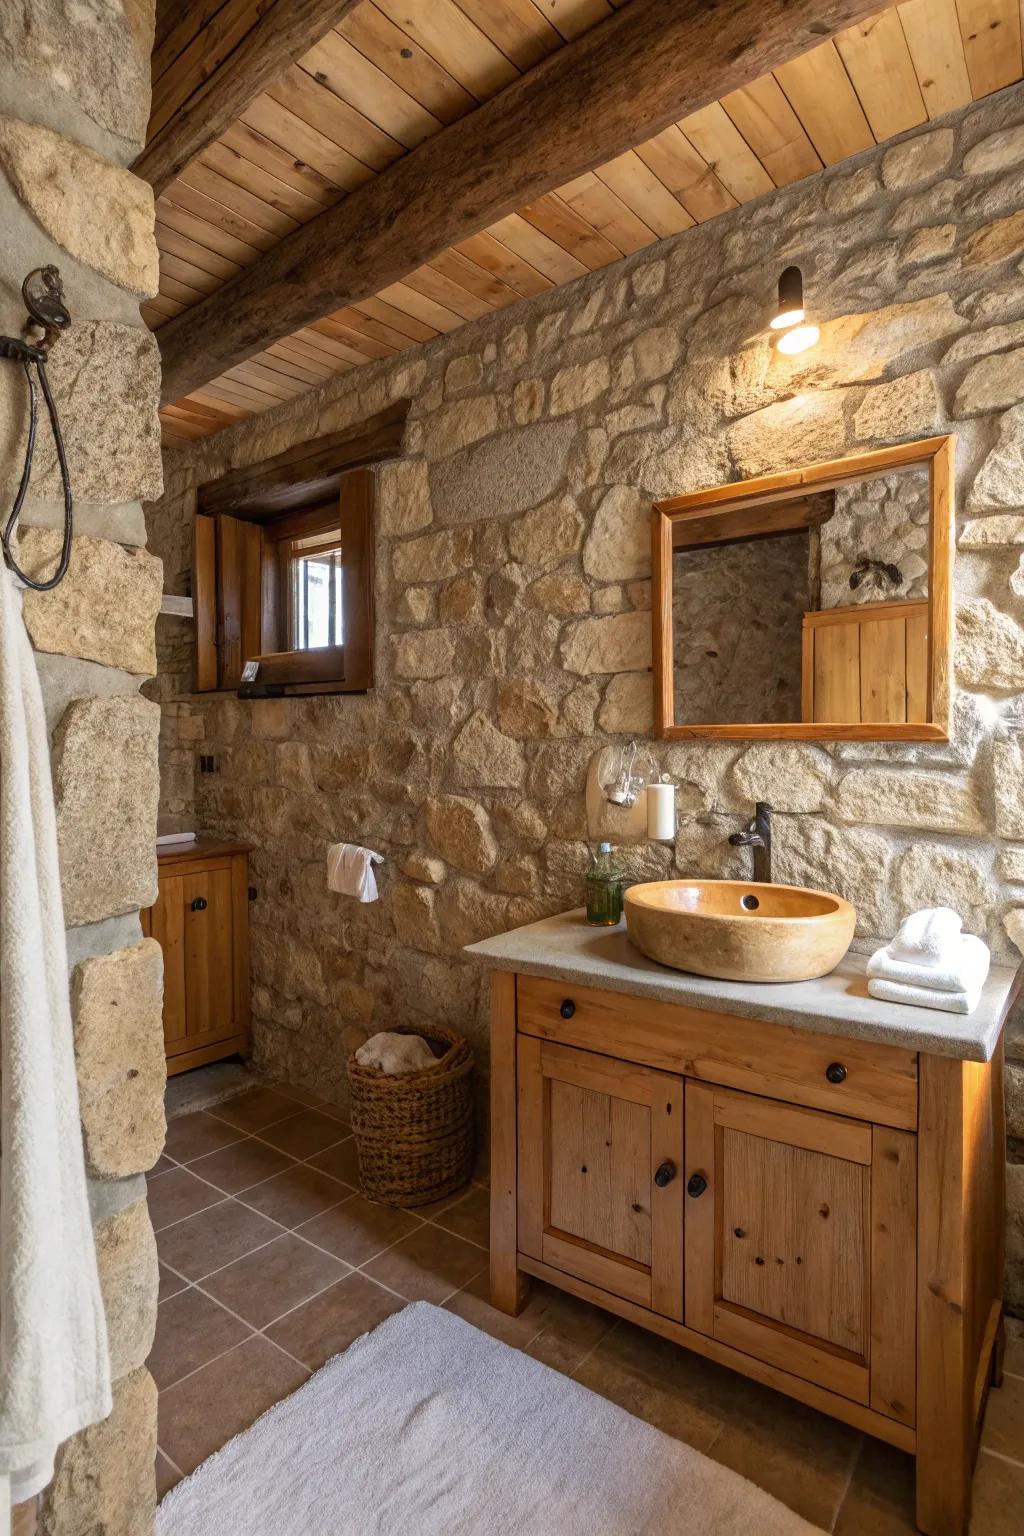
[{"left": 646, "top": 781, "right": 675, "bottom": 841}]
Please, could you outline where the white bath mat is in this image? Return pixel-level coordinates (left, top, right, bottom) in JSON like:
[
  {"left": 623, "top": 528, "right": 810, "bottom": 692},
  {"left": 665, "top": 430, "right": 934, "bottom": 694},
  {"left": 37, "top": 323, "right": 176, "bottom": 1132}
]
[{"left": 157, "top": 1302, "right": 820, "bottom": 1535}]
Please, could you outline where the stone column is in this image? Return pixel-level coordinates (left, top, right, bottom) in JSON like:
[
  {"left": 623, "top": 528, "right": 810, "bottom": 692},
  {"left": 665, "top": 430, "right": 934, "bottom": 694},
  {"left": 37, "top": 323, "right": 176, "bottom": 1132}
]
[{"left": 0, "top": 3, "right": 166, "bottom": 1532}]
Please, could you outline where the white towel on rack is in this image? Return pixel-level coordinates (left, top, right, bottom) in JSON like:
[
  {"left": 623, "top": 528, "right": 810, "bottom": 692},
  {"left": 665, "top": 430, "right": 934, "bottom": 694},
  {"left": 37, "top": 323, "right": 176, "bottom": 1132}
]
[
  {"left": 0, "top": 569, "right": 111, "bottom": 1527},
  {"left": 326, "top": 843, "right": 384, "bottom": 903}
]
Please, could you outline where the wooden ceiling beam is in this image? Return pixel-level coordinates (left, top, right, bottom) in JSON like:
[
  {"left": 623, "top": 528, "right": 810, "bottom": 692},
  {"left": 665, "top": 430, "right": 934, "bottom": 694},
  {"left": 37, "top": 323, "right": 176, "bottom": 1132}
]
[
  {"left": 157, "top": 0, "right": 898, "bottom": 405},
  {"left": 136, "top": 0, "right": 362, "bottom": 197}
]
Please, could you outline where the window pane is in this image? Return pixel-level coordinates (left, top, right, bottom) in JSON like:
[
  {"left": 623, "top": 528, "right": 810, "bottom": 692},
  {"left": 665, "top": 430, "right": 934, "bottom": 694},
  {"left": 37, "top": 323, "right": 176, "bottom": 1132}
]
[{"left": 290, "top": 535, "right": 343, "bottom": 650}]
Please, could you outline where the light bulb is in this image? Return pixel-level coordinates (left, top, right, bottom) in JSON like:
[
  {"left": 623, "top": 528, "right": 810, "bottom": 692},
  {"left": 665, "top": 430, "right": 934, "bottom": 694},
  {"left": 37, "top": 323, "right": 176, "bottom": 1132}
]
[
  {"left": 769, "top": 306, "right": 804, "bottom": 331},
  {"left": 776, "top": 323, "right": 820, "bottom": 356}
]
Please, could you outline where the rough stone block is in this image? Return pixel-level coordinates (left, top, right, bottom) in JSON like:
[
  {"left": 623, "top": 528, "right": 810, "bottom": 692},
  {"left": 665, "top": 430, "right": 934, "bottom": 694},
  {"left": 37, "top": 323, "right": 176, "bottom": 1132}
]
[
  {"left": 954, "top": 348, "right": 1024, "bottom": 415},
  {"left": 728, "top": 743, "right": 831, "bottom": 814},
  {"left": 852, "top": 371, "right": 941, "bottom": 442},
  {"left": 95, "top": 1198, "right": 158, "bottom": 1377},
  {"left": 896, "top": 843, "right": 992, "bottom": 930},
  {"left": 496, "top": 678, "right": 558, "bottom": 738},
  {"left": 73, "top": 939, "right": 166, "bottom": 1178},
  {"left": 583, "top": 485, "right": 650, "bottom": 582},
  {"left": 509, "top": 496, "right": 584, "bottom": 567},
  {"left": 957, "top": 599, "right": 1024, "bottom": 691},
  {"left": 53, "top": 696, "right": 160, "bottom": 925},
  {"left": 729, "top": 391, "right": 847, "bottom": 476},
  {"left": 451, "top": 712, "right": 525, "bottom": 789},
  {"left": 21, "top": 532, "right": 162, "bottom": 674},
  {"left": 391, "top": 628, "right": 456, "bottom": 680},
  {"left": 0, "top": 116, "right": 157, "bottom": 294},
  {"left": 835, "top": 768, "right": 986, "bottom": 834},
  {"left": 429, "top": 421, "right": 575, "bottom": 524},
  {"left": 549, "top": 358, "right": 610, "bottom": 414},
  {"left": 392, "top": 526, "right": 474, "bottom": 584},
  {"left": 772, "top": 818, "right": 899, "bottom": 939},
  {"left": 424, "top": 795, "right": 497, "bottom": 874},
  {"left": 560, "top": 611, "right": 651, "bottom": 675},
  {"left": 963, "top": 209, "right": 1024, "bottom": 267},
  {"left": 881, "top": 128, "right": 954, "bottom": 189},
  {"left": 376, "top": 459, "right": 432, "bottom": 535},
  {"left": 597, "top": 672, "right": 653, "bottom": 735},
  {"left": 968, "top": 404, "right": 1024, "bottom": 511},
  {"left": 390, "top": 882, "right": 439, "bottom": 950},
  {"left": 958, "top": 515, "right": 1024, "bottom": 546},
  {"left": 38, "top": 1368, "right": 157, "bottom": 1536},
  {"left": 422, "top": 396, "right": 498, "bottom": 457}
]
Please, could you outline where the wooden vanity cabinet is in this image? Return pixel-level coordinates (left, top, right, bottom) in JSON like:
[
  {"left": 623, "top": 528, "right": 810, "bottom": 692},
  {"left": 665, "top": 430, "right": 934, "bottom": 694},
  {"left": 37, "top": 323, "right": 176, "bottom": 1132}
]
[{"left": 491, "top": 972, "right": 1006, "bottom": 1536}]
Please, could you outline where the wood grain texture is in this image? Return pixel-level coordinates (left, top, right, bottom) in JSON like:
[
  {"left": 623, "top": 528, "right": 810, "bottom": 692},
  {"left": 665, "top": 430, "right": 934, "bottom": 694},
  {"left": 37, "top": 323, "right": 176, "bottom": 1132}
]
[
  {"left": 870, "top": 1124, "right": 917, "bottom": 1427},
  {"left": 157, "top": 0, "right": 902, "bottom": 402},
  {"left": 489, "top": 971, "right": 528, "bottom": 1315}
]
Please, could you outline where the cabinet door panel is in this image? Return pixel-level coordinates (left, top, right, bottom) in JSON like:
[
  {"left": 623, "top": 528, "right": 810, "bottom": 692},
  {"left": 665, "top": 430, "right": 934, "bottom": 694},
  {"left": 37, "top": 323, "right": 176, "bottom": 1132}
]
[
  {"left": 182, "top": 867, "right": 235, "bottom": 1045},
  {"left": 518, "top": 1037, "right": 684, "bottom": 1319},
  {"left": 148, "top": 873, "right": 186, "bottom": 1049}
]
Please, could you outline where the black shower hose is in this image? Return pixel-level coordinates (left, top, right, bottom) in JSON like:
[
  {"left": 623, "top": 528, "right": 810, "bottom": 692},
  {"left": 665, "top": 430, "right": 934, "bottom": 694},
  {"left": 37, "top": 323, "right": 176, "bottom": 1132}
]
[{"left": 0, "top": 336, "right": 73, "bottom": 592}]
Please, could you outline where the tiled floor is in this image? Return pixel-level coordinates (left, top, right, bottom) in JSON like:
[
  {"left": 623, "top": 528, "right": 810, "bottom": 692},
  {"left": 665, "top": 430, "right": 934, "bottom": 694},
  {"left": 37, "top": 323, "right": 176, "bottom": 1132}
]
[{"left": 152, "top": 1083, "right": 1024, "bottom": 1533}]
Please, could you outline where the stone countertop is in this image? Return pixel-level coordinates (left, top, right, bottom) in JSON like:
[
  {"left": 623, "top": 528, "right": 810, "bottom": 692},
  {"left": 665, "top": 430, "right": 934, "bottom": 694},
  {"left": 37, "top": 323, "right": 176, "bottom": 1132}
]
[{"left": 465, "top": 909, "right": 1020, "bottom": 1062}]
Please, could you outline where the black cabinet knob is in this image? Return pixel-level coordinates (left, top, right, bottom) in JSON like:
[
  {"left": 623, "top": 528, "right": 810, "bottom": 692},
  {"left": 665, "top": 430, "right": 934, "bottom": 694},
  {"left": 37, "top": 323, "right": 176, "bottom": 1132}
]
[
  {"left": 686, "top": 1172, "right": 708, "bottom": 1198},
  {"left": 654, "top": 1160, "right": 676, "bottom": 1188},
  {"left": 825, "top": 1062, "right": 847, "bottom": 1084},
  {"left": 559, "top": 999, "right": 576, "bottom": 1019},
  {"left": 190, "top": 896, "right": 208, "bottom": 912}
]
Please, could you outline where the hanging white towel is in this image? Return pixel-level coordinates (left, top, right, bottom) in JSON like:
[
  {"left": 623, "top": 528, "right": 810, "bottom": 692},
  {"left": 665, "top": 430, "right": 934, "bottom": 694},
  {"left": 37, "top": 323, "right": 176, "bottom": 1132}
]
[
  {"left": 326, "top": 843, "right": 384, "bottom": 903},
  {"left": 867, "top": 931, "right": 990, "bottom": 994},
  {"left": 0, "top": 569, "right": 111, "bottom": 1526},
  {"left": 867, "top": 976, "right": 982, "bottom": 1015}
]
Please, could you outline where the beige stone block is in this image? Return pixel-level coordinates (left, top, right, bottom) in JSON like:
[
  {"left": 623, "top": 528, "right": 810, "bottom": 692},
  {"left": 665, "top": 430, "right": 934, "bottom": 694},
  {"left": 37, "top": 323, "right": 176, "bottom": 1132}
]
[
  {"left": 95, "top": 1199, "right": 158, "bottom": 1377},
  {"left": 582, "top": 485, "right": 650, "bottom": 582},
  {"left": 964, "top": 125, "right": 1024, "bottom": 174},
  {"left": 38, "top": 1368, "right": 157, "bottom": 1536},
  {"left": 422, "top": 395, "right": 498, "bottom": 457},
  {"left": 492, "top": 856, "right": 539, "bottom": 896},
  {"left": 392, "top": 526, "right": 474, "bottom": 584},
  {"left": 959, "top": 514, "right": 1024, "bottom": 546},
  {"left": 836, "top": 768, "right": 985, "bottom": 834},
  {"left": 451, "top": 712, "right": 526, "bottom": 789},
  {"left": 377, "top": 459, "right": 432, "bottom": 536},
  {"left": 1005, "top": 908, "right": 1024, "bottom": 955},
  {"left": 0, "top": 322, "right": 162, "bottom": 508},
  {"left": 881, "top": 128, "right": 954, "bottom": 189},
  {"left": 896, "top": 842, "right": 992, "bottom": 928},
  {"left": 391, "top": 883, "right": 439, "bottom": 950},
  {"left": 391, "top": 628, "right": 456, "bottom": 680},
  {"left": 560, "top": 681, "right": 601, "bottom": 735},
  {"left": 963, "top": 209, "right": 1024, "bottom": 267},
  {"left": 401, "top": 850, "right": 446, "bottom": 885},
  {"left": 496, "top": 678, "right": 558, "bottom": 739},
  {"left": 444, "top": 353, "right": 483, "bottom": 394},
  {"left": 424, "top": 794, "right": 497, "bottom": 874},
  {"left": 512, "top": 379, "right": 545, "bottom": 424},
  {"left": 0, "top": 117, "right": 157, "bottom": 294},
  {"left": 728, "top": 743, "right": 831, "bottom": 814},
  {"left": 560, "top": 610, "right": 651, "bottom": 675},
  {"left": 968, "top": 404, "right": 1024, "bottom": 510},
  {"left": 767, "top": 295, "right": 964, "bottom": 394},
  {"left": 954, "top": 347, "right": 1024, "bottom": 415},
  {"left": 509, "top": 496, "right": 584, "bottom": 567},
  {"left": 597, "top": 672, "right": 653, "bottom": 734},
  {"left": 430, "top": 421, "right": 575, "bottom": 524},
  {"left": 549, "top": 358, "right": 610, "bottom": 415},
  {"left": 73, "top": 939, "right": 165, "bottom": 1178},
  {"left": 54, "top": 696, "right": 160, "bottom": 925},
  {"left": 1000, "top": 845, "right": 1024, "bottom": 882},
  {"left": 957, "top": 598, "right": 1024, "bottom": 690},
  {"left": 729, "top": 391, "right": 847, "bottom": 476},
  {"left": 772, "top": 818, "right": 899, "bottom": 938},
  {"left": 395, "top": 585, "right": 436, "bottom": 626},
  {"left": 21, "top": 532, "right": 161, "bottom": 674},
  {"left": 527, "top": 567, "right": 590, "bottom": 615},
  {"left": 438, "top": 575, "right": 482, "bottom": 624},
  {"left": 852, "top": 370, "right": 942, "bottom": 442},
  {"left": 945, "top": 319, "right": 1024, "bottom": 367},
  {"left": 900, "top": 224, "right": 957, "bottom": 265},
  {"left": 436, "top": 877, "right": 543, "bottom": 949}
]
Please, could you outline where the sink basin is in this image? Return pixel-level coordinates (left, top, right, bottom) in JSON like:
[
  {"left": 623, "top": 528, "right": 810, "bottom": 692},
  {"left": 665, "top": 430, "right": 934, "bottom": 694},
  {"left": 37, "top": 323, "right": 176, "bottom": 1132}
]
[{"left": 623, "top": 880, "right": 856, "bottom": 983}]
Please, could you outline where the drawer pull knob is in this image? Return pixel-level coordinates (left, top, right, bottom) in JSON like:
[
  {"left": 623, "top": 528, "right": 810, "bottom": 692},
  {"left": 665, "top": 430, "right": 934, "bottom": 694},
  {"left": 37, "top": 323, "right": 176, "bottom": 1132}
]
[
  {"left": 559, "top": 998, "right": 576, "bottom": 1019},
  {"left": 190, "top": 896, "right": 208, "bottom": 912},
  {"left": 687, "top": 1172, "right": 708, "bottom": 1198},
  {"left": 825, "top": 1062, "right": 847, "bottom": 1084},
  {"left": 654, "top": 1161, "right": 676, "bottom": 1188}
]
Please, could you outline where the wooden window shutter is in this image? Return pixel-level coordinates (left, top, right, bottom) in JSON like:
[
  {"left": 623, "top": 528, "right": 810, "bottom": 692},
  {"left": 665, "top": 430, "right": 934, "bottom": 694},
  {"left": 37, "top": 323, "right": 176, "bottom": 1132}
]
[
  {"left": 193, "top": 513, "right": 218, "bottom": 692},
  {"left": 216, "top": 514, "right": 263, "bottom": 691}
]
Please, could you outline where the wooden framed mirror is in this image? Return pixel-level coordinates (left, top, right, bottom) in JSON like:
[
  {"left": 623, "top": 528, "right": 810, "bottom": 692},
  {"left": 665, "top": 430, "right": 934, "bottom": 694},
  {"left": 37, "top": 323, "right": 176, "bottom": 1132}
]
[{"left": 651, "top": 436, "right": 954, "bottom": 742}]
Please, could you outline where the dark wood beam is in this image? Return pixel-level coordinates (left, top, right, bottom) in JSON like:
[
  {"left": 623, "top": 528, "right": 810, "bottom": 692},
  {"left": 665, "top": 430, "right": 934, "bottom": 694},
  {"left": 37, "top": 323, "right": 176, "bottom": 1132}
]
[
  {"left": 136, "top": 0, "right": 362, "bottom": 197},
  {"left": 158, "top": 0, "right": 898, "bottom": 405}
]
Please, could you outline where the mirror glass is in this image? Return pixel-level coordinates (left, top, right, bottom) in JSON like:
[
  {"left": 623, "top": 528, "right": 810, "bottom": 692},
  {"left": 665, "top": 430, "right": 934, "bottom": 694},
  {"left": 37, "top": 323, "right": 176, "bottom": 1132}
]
[{"left": 671, "top": 463, "right": 932, "bottom": 729}]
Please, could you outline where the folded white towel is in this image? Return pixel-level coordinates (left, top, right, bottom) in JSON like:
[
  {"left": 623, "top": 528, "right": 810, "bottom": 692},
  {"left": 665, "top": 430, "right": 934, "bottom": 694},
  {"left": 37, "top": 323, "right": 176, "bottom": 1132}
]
[
  {"left": 888, "top": 906, "right": 962, "bottom": 961},
  {"left": 327, "top": 843, "right": 384, "bottom": 903},
  {"left": 867, "top": 932, "right": 990, "bottom": 994},
  {"left": 867, "top": 976, "right": 982, "bottom": 1016},
  {"left": 355, "top": 1032, "right": 436, "bottom": 1075}
]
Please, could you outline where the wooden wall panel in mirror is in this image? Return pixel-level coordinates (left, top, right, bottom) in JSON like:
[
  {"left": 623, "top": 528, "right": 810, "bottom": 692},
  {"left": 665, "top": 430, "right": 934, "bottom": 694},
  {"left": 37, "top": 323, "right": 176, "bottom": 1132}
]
[{"left": 651, "top": 437, "right": 954, "bottom": 742}]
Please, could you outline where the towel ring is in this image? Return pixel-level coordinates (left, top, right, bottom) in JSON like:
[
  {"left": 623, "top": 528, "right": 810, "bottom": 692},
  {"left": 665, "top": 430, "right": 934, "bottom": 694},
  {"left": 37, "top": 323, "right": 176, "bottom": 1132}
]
[{"left": 0, "top": 266, "right": 74, "bottom": 592}]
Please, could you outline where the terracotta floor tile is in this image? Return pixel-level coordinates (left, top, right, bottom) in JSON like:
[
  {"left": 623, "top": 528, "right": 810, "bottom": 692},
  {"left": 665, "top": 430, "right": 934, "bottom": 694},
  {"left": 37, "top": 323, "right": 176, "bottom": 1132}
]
[
  {"left": 297, "top": 1194, "right": 421, "bottom": 1266},
  {"left": 256, "top": 1109, "right": 349, "bottom": 1160},
  {"left": 156, "top": 1198, "right": 283, "bottom": 1282},
  {"left": 707, "top": 1386, "right": 862, "bottom": 1531},
  {"left": 146, "top": 1167, "right": 226, "bottom": 1232},
  {"left": 150, "top": 1286, "right": 251, "bottom": 1390},
  {"left": 361, "top": 1222, "right": 487, "bottom": 1304},
  {"left": 158, "top": 1335, "right": 308, "bottom": 1476},
  {"left": 266, "top": 1271, "right": 406, "bottom": 1372},
  {"left": 201, "top": 1232, "right": 349, "bottom": 1328},
  {"left": 158, "top": 1264, "right": 189, "bottom": 1304},
  {"left": 525, "top": 1293, "right": 618, "bottom": 1376},
  {"left": 833, "top": 1437, "right": 917, "bottom": 1536},
  {"left": 307, "top": 1137, "right": 362, "bottom": 1187},
  {"left": 981, "top": 1369, "right": 1024, "bottom": 1462},
  {"left": 155, "top": 1448, "right": 181, "bottom": 1500},
  {"left": 151, "top": 1155, "right": 177, "bottom": 1175},
  {"left": 209, "top": 1087, "right": 300, "bottom": 1133},
  {"left": 163, "top": 1110, "right": 247, "bottom": 1163},
  {"left": 188, "top": 1137, "right": 296, "bottom": 1195},
  {"left": 270, "top": 1083, "right": 349, "bottom": 1123},
  {"left": 431, "top": 1185, "right": 489, "bottom": 1249},
  {"left": 970, "top": 1449, "right": 1024, "bottom": 1533},
  {"left": 572, "top": 1324, "right": 725, "bottom": 1449},
  {"left": 443, "top": 1269, "right": 548, "bottom": 1349},
  {"left": 238, "top": 1164, "right": 353, "bottom": 1228}
]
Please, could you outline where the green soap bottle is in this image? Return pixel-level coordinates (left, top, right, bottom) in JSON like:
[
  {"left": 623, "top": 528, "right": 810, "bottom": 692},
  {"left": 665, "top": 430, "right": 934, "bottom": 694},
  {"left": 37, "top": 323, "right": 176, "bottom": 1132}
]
[{"left": 585, "top": 841, "right": 624, "bottom": 926}]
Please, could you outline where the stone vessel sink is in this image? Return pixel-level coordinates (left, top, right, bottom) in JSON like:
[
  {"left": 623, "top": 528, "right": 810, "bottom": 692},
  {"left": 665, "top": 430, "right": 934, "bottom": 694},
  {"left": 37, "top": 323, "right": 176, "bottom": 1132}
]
[{"left": 624, "top": 880, "right": 856, "bottom": 984}]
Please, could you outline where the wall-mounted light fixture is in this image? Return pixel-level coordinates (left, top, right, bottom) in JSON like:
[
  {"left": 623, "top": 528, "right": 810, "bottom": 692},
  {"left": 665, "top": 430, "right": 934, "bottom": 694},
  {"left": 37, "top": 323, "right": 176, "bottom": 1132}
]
[{"left": 770, "top": 265, "right": 820, "bottom": 356}]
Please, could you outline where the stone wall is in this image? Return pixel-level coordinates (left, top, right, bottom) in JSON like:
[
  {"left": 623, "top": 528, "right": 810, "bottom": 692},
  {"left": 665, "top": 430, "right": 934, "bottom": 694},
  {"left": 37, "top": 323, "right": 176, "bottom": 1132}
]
[
  {"left": 147, "top": 85, "right": 1024, "bottom": 1312},
  {"left": 2, "top": 3, "right": 165, "bottom": 1532}
]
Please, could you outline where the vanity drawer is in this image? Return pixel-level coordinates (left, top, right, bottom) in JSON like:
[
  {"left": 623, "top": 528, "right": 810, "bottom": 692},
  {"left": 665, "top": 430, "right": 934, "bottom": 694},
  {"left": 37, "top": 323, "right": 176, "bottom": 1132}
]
[{"left": 515, "top": 974, "right": 918, "bottom": 1130}]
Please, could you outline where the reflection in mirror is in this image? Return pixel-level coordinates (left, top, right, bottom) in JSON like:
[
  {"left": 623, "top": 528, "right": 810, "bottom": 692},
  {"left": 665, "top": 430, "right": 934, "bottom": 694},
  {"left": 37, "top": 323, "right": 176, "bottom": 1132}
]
[{"left": 671, "top": 464, "right": 932, "bottom": 729}]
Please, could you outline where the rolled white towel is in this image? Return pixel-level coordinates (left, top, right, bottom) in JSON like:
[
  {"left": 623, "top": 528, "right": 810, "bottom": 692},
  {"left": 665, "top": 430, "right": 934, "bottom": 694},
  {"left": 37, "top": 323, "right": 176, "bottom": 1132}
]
[
  {"left": 867, "top": 931, "right": 990, "bottom": 994},
  {"left": 888, "top": 906, "right": 962, "bottom": 961},
  {"left": 355, "top": 1031, "right": 436, "bottom": 1075},
  {"left": 867, "top": 976, "right": 982, "bottom": 1016}
]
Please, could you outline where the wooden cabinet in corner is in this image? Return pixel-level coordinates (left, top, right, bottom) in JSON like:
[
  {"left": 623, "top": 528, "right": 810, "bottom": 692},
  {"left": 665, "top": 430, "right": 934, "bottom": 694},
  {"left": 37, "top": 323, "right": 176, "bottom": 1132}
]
[{"left": 142, "top": 838, "right": 252, "bottom": 1075}]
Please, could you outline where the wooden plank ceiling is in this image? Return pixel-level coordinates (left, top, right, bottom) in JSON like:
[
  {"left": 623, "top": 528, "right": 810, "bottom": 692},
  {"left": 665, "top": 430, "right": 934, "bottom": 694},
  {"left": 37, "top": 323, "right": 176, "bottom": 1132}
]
[{"left": 150, "top": 0, "right": 1024, "bottom": 446}]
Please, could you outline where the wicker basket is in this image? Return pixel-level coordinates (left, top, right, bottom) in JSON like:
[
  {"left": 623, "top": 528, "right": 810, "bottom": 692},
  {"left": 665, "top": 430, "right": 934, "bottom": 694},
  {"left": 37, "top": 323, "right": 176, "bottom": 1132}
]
[{"left": 347, "top": 1024, "right": 475, "bottom": 1208}]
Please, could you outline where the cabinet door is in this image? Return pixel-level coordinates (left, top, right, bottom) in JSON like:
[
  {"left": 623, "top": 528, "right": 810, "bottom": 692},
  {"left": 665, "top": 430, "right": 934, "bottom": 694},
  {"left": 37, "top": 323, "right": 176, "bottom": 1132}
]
[
  {"left": 684, "top": 1082, "right": 916, "bottom": 1419},
  {"left": 147, "top": 873, "right": 187, "bottom": 1053},
  {"left": 518, "top": 1038, "right": 684, "bottom": 1319},
  {"left": 182, "top": 867, "right": 236, "bottom": 1047}
]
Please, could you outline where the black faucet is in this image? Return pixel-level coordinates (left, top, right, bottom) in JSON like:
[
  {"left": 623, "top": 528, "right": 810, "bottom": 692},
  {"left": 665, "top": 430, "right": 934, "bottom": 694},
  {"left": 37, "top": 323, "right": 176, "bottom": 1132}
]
[{"left": 728, "top": 802, "right": 772, "bottom": 883}]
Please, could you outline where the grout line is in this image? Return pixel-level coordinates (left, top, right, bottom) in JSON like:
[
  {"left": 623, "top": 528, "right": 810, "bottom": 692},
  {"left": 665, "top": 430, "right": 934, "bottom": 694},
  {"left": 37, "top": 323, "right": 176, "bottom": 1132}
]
[
  {"left": 158, "top": 1333, "right": 255, "bottom": 1395},
  {"left": 257, "top": 1332, "right": 314, "bottom": 1377},
  {"left": 151, "top": 1194, "right": 230, "bottom": 1236},
  {"left": 156, "top": 1445, "right": 186, "bottom": 1479},
  {"left": 978, "top": 1444, "right": 1024, "bottom": 1472}
]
